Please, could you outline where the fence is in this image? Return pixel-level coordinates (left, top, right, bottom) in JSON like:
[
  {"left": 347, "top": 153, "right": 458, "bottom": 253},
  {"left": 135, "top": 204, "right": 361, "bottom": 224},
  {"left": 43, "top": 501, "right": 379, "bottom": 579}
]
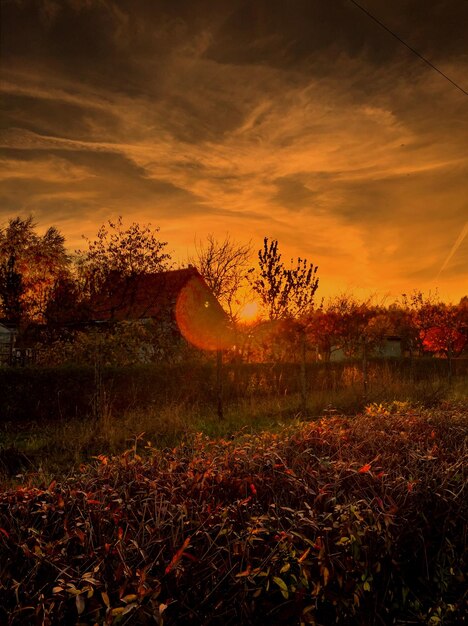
[{"left": 1, "top": 357, "right": 466, "bottom": 423}]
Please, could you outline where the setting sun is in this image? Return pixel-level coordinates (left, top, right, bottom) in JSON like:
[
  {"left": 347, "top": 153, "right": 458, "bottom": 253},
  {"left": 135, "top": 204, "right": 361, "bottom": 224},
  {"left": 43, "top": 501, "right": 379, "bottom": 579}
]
[{"left": 238, "top": 301, "right": 260, "bottom": 323}]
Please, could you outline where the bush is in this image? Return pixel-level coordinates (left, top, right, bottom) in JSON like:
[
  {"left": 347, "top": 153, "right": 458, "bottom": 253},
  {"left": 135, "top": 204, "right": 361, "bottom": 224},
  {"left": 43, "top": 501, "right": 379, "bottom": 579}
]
[{"left": 0, "top": 403, "right": 466, "bottom": 624}]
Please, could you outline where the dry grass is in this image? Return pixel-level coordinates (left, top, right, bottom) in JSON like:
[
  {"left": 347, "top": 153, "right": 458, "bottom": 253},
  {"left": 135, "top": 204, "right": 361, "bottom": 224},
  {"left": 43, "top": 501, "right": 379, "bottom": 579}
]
[{"left": 1, "top": 374, "right": 465, "bottom": 481}]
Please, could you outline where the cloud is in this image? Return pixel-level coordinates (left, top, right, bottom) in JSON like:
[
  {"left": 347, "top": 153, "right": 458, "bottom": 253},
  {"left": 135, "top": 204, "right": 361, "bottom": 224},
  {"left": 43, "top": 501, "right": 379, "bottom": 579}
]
[
  {"left": 1, "top": 0, "right": 467, "bottom": 299},
  {"left": 436, "top": 222, "right": 468, "bottom": 279}
]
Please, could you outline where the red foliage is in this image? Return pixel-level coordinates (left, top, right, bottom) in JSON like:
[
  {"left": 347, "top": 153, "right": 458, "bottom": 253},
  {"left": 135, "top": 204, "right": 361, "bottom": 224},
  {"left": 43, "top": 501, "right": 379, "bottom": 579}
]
[
  {"left": 0, "top": 406, "right": 466, "bottom": 625},
  {"left": 422, "top": 326, "right": 466, "bottom": 356}
]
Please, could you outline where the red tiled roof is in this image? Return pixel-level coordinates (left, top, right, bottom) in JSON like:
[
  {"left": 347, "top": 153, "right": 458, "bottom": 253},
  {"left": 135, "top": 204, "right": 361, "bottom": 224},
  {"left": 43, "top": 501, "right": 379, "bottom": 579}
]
[{"left": 90, "top": 267, "right": 220, "bottom": 322}]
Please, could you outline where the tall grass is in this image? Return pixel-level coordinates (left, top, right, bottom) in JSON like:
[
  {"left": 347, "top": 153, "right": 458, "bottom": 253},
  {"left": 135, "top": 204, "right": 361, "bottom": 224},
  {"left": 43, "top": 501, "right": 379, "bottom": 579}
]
[
  {"left": 0, "top": 372, "right": 466, "bottom": 482},
  {"left": 1, "top": 358, "right": 465, "bottom": 423}
]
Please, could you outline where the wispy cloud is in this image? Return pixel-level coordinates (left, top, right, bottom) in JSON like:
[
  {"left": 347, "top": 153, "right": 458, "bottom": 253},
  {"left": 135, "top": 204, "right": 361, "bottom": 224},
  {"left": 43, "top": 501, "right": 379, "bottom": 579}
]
[
  {"left": 1, "top": 0, "right": 467, "bottom": 300},
  {"left": 436, "top": 222, "right": 468, "bottom": 280}
]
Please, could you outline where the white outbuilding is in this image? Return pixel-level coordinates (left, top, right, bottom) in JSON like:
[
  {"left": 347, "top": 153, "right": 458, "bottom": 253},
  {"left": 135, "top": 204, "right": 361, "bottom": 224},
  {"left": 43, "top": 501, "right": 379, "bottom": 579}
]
[{"left": 0, "top": 323, "right": 17, "bottom": 365}]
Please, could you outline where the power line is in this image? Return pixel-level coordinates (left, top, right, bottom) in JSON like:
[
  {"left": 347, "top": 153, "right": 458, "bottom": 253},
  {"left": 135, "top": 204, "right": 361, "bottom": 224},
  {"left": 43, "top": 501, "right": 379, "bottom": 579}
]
[{"left": 348, "top": 0, "right": 468, "bottom": 98}]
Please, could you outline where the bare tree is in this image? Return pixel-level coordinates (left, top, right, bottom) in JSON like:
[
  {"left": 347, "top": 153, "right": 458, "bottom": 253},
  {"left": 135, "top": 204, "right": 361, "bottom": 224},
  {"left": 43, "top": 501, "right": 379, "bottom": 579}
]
[
  {"left": 248, "top": 237, "right": 319, "bottom": 414},
  {"left": 190, "top": 234, "right": 252, "bottom": 320},
  {"left": 250, "top": 237, "right": 319, "bottom": 320}
]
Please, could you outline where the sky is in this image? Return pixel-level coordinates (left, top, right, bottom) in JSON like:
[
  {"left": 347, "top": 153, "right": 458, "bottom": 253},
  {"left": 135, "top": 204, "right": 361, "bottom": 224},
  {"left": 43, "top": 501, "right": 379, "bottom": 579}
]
[{"left": 1, "top": 0, "right": 467, "bottom": 303}]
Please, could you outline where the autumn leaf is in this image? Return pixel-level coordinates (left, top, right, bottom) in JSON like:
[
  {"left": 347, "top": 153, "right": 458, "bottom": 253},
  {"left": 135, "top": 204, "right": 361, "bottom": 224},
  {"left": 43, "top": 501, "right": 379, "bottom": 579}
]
[
  {"left": 322, "top": 566, "right": 330, "bottom": 586},
  {"left": 75, "top": 529, "right": 85, "bottom": 544},
  {"left": 236, "top": 567, "right": 252, "bottom": 578},
  {"left": 76, "top": 594, "right": 85, "bottom": 615},
  {"left": 298, "top": 547, "right": 311, "bottom": 563},
  {"left": 122, "top": 594, "right": 138, "bottom": 603},
  {"left": 358, "top": 463, "right": 372, "bottom": 473},
  {"left": 165, "top": 536, "right": 191, "bottom": 574},
  {"left": 111, "top": 607, "right": 125, "bottom": 616}
]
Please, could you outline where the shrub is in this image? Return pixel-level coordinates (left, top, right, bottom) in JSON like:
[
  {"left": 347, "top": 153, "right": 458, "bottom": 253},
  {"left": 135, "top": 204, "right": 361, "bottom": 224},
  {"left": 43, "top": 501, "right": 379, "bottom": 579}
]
[{"left": 0, "top": 403, "right": 466, "bottom": 624}]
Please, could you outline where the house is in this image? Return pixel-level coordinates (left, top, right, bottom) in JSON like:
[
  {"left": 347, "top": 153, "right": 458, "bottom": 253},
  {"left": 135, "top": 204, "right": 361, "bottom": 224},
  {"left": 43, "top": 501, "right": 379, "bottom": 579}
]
[
  {"left": 89, "top": 267, "right": 233, "bottom": 352},
  {"left": 1, "top": 269, "right": 233, "bottom": 366}
]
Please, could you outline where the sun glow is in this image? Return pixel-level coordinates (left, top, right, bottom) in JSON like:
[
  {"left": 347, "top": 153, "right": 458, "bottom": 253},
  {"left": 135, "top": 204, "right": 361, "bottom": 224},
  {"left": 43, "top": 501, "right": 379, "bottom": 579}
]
[{"left": 238, "top": 301, "right": 260, "bottom": 323}]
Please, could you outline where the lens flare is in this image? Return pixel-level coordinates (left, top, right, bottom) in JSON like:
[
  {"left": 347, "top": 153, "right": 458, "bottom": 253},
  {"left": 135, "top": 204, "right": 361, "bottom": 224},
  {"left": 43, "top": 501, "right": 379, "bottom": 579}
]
[{"left": 175, "top": 277, "right": 233, "bottom": 351}]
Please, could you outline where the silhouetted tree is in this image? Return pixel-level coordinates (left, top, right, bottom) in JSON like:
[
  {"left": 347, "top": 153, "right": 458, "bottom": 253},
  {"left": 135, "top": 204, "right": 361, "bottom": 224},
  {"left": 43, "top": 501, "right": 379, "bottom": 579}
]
[
  {"left": 190, "top": 234, "right": 252, "bottom": 320},
  {"left": 44, "top": 275, "right": 90, "bottom": 325},
  {"left": 76, "top": 217, "right": 172, "bottom": 294},
  {"left": 250, "top": 237, "right": 319, "bottom": 320},
  {"left": 249, "top": 238, "right": 319, "bottom": 413},
  {"left": 401, "top": 291, "right": 467, "bottom": 381},
  {"left": 0, "top": 254, "right": 24, "bottom": 323},
  {"left": 0, "top": 216, "right": 70, "bottom": 321}
]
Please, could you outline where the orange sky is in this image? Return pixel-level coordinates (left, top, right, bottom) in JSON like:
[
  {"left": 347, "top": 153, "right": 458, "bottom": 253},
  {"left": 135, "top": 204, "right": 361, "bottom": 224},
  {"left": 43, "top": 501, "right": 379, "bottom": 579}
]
[{"left": 1, "top": 0, "right": 467, "bottom": 303}]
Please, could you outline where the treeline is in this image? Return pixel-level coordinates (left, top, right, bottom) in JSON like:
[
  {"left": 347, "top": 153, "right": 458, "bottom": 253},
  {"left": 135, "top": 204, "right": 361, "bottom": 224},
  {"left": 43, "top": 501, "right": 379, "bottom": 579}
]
[
  {"left": 0, "top": 216, "right": 320, "bottom": 326},
  {"left": 1, "top": 216, "right": 467, "bottom": 369}
]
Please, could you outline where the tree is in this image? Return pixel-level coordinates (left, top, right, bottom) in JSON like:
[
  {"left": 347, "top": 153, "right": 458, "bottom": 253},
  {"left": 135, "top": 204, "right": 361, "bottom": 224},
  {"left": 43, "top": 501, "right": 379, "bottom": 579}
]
[
  {"left": 248, "top": 238, "right": 319, "bottom": 414},
  {"left": 422, "top": 323, "right": 466, "bottom": 357},
  {"left": 44, "top": 275, "right": 90, "bottom": 326},
  {"left": 306, "top": 307, "right": 346, "bottom": 362},
  {"left": 331, "top": 298, "right": 388, "bottom": 359},
  {"left": 308, "top": 296, "right": 389, "bottom": 358},
  {"left": 0, "top": 216, "right": 70, "bottom": 322},
  {"left": 401, "top": 291, "right": 467, "bottom": 382},
  {"left": 419, "top": 303, "right": 466, "bottom": 381},
  {"left": 400, "top": 291, "right": 439, "bottom": 356},
  {"left": 0, "top": 254, "right": 24, "bottom": 323},
  {"left": 190, "top": 234, "right": 252, "bottom": 320},
  {"left": 307, "top": 296, "right": 389, "bottom": 399},
  {"left": 250, "top": 238, "right": 319, "bottom": 320},
  {"left": 76, "top": 217, "right": 172, "bottom": 294}
]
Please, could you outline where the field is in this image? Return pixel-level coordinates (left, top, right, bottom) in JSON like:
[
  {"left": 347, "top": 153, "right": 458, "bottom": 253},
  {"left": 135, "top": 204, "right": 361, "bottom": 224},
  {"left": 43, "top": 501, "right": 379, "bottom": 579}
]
[
  {"left": 0, "top": 396, "right": 467, "bottom": 625},
  {"left": 0, "top": 358, "right": 466, "bottom": 478}
]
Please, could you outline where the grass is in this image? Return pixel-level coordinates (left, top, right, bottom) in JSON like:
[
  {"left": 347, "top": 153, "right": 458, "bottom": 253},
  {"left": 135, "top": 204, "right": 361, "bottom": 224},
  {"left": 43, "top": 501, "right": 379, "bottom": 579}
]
[
  {"left": 0, "top": 371, "right": 466, "bottom": 623},
  {"left": 0, "top": 374, "right": 466, "bottom": 482},
  {"left": 0, "top": 401, "right": 466, "bottom": 625}
]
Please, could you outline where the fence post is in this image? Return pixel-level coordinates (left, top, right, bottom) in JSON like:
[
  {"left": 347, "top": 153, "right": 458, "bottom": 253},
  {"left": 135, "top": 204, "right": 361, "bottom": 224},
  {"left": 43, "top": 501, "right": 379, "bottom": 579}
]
[
  {"left": 362, "top": 339, "right": 368, "bottom": 403},
  {"left": 300, "top": 329, "right": 307, "bottom": 415},
  {"left": 447, "top": 346, "right": 453, "bottom": 386},
  {"left": 216, "top": 349, "right": 224, "bottom": 420}
]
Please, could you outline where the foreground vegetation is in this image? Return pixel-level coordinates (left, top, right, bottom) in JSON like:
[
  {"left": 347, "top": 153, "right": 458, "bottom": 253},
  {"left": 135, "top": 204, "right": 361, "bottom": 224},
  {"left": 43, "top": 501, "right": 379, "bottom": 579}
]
[
  {"left": 1, "top": 365, "right": 466, "bottom": 479},
  {"left": 0, "top": 401, "right": 466, "bottom": 625}
]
